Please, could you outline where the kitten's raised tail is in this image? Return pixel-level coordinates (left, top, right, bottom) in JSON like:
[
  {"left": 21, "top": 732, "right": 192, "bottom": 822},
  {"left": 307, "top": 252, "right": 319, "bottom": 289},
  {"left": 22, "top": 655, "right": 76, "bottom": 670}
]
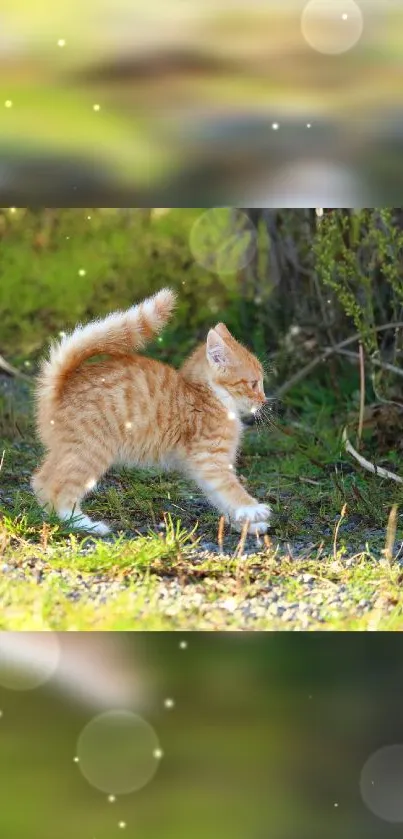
[{"left": 37, "top": 287, "right": 176, "bottom": 404}]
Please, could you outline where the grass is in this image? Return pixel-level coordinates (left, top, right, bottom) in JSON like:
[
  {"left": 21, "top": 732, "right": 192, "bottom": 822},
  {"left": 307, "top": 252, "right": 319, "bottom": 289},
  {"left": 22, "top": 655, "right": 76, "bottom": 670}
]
[
  {"left": 2, "top": 208, "right": 403, "bottom": 631},
  {"left": 1, "top": 372, "right": 403, "bottom": 631},
  {"left": 0, "top": 208, "right": 206, "bottom": 360}
]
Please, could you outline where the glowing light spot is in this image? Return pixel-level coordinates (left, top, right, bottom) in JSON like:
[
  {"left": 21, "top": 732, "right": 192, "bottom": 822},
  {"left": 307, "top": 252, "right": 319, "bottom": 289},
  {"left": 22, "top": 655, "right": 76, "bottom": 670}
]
[
  {"left": 78, "top": 269, "right": 86, "bottom": 277},
  {"left": 251, "top": 407, "right": 258, "bottom": 415},
  {"left": 227, "top": 411, "right": 236, "bottom": 421},
  {"left": 153, "top": 749, "right": 164, "bottom": 760},
  {"left": 50, "top": 420, "right": 55, "bottom": 426},
  {"left": 74, "top": 756, "right": 80, "bottom": 763},
  {"left": 228, "top": 464, "right": 234, "bottom": 470},
  {"left": 102, "top": 378, "right": 106, "bottom": 383},
  {"left": 85, "top": 478, "right": 97, "bottom": 491},
  {"left": 57, "top": 38, "right": 66, "bottom": 47},
  {"left": 4, "top": 100, "right": 13, "bottom": 108},
  {"left": 164, "top": 698, "right": 175, "bottom": 710},
  {"left": 179, "top": 641, "right": 188, "bottom": 650},
  {"left": 93, "top": 104, "right": 101, "bottom": 112},
  {"left": 108, "top": 796, "right": 116, "bottom": 804},
  {"left": 118, "top": 822, "right": 127, "bottom": 830},
  {"left": 272, "top": 122, "right": 279, "bottom": 130},
  {"left": 301, "top": 0, "right": 363, "bottom": 55},
  {"left": 59, "top": 330, "right": 66, "bottom": 338},
  {"left": 87, "top": 216, "right": 91, "bottom": 220},
  {"left": 307, "top": 123, "right": 312, "bottom": 128},
  {"left": 9, "top": 207, "right": 16, "bottom": 213},
  {"left": 125, "top": 422, "right": 133, "bottom": 431}
]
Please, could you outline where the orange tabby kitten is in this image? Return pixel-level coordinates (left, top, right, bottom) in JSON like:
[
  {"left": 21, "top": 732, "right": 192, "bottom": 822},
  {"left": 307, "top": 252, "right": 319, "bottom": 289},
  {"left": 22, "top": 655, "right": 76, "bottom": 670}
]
[{"left": 32, "top": 288, "right": 271, "bottom": 536}]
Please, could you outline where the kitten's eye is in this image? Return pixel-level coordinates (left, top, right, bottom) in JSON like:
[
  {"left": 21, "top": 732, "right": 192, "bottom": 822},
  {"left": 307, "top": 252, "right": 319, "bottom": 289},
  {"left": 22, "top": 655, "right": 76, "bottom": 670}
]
[{"left": 251, "top": 381, "right": 259, "bottom": 391}]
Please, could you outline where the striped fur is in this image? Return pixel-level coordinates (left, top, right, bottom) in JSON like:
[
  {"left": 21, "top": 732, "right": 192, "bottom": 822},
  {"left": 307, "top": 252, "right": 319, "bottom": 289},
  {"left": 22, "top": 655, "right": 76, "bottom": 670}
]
[{"left": 32, "top": 290, "right": 271, "bottom": 535}]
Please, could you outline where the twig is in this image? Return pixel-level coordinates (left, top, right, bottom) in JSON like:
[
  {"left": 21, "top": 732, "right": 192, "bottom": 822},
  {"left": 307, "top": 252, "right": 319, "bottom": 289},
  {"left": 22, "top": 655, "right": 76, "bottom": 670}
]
[
  {"left": 384, "top": 504, "right": 398, "bottom": 564},
  {"left": 218, "top": 516, "right": 225, "bottom": 553},
  {"left": 357, "top": 342, "right": 365, "bottom": 448},
  {"left": 234, "top": 520, "right": 250, "bottom": 559},
  {"left": 370, "top": 368, "right": 403, "bottom": 410},
  {"left": 264, "top": 534, "right": 273, "bottom": 552},
  {"left": 0, "top": 354, "right": 32, "bottom": 383},
  {"left": 333, "top": 504, "right": 347, "bottom": 563},
  {"left": 275, "top": 321, "right": 403, "bottom": 398},
  {"left": 342, "top": 427, "right": 403, "bottom": 484},
  {"left": 333, "top": 347, "right": 403, "bottom": 380}
]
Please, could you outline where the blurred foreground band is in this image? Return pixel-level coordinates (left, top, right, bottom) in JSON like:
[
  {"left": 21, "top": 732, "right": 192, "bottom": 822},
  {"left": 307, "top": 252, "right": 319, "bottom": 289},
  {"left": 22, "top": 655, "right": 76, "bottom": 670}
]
[{"left": 1, "top": 0, "right": 403, "bottom": 205}]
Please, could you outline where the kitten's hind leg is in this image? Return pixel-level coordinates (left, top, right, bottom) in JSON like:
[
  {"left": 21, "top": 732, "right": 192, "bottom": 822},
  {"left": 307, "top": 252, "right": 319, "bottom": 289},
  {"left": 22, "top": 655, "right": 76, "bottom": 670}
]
[{"left": 32, "top": 449, "right": 112, "bottom": 536}]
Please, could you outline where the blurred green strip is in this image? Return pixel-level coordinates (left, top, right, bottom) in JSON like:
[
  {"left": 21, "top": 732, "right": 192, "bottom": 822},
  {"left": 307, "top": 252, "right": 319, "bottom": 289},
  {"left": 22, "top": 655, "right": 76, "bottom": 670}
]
[{"left": 0, "top": 83, "right": 179, "bottom": 183}]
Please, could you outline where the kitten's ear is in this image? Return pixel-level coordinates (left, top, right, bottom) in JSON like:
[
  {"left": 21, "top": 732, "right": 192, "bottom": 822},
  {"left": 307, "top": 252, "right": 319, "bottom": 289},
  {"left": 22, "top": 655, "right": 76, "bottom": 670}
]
[
  {"left": 206, "top": 329, "right": 231, "bottom": 369},
  {"left": 214, "top": 323, "right": 232, "bottom": 340}
]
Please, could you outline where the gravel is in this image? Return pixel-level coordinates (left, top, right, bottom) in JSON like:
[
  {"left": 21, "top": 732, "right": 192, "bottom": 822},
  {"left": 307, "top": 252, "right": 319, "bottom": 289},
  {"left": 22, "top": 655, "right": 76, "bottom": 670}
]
[{"left": 0, "top": 537, "right": 386, "bottom": 629}]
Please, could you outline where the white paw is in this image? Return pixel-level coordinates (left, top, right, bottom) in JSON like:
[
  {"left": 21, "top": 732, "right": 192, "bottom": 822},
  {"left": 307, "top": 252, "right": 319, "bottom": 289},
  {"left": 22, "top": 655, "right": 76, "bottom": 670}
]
[
  {"left": 232, "top": 503, "right": 271, "bottom": 533},
  {"left": 248, "top": 521, "right": 270, "bottom": 536},
  {"left": 234, "top": 503, "right": 271, "bottom": 523},
  {"left": 87, "top": 520, "right": 111, "bottom": 537},
  {"left": 59, "top": 510, "right": 111, "bottom": 536}
]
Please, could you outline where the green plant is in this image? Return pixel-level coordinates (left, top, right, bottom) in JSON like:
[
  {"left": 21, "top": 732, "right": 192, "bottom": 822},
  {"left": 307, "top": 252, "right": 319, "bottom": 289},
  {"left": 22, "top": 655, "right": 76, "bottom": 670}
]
[{"left": 314, "top": 209, "right": 403, "bottom": 358}]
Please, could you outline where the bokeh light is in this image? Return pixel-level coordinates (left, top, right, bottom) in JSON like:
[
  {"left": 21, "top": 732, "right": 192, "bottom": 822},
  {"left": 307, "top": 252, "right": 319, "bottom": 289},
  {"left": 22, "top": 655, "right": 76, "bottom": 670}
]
[
  {"left": 301, "top": 0, "right": 364, "bottom": 55},
  {"left": 0, "top": 632, "right": 60, "bottom": 691},
  {"left": 360, "top": 744, "right": 403, "bottom": 823},
  {"left": 189, "top": 208, "right": 257, "bottom": 275},
  {"left": 76, "top": 710, "right": 161, "bottom": 795}
]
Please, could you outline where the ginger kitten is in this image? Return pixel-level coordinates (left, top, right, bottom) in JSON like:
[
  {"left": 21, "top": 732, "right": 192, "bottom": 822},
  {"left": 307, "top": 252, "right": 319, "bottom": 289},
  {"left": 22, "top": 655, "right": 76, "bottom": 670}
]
[{"left": 32, "top": 288, "right": 271, "bottom": 536}]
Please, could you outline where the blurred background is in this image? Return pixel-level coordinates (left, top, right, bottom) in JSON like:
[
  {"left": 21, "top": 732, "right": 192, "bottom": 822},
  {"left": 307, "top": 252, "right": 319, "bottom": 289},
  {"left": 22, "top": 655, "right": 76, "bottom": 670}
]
[
  {"left": 1, "top": 632, "right": 403, "bottom": 838},
  {"left": 1, "top": 0, "right": 403, "bottom": 204},
  {"left": 2, "top": 207, "right": 403, "bottom": 391}
]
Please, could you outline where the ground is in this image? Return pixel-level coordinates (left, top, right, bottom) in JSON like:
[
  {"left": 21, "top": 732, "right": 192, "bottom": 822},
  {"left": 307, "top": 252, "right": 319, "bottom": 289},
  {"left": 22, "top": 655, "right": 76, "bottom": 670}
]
[{"left": 1, "top": 373, "right": 403, "bottom": 631}]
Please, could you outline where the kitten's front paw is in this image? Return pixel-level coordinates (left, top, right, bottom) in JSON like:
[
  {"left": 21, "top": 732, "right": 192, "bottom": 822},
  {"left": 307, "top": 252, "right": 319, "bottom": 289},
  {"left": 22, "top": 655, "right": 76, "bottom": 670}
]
[{"left": 232, "top": 503, "right": 272, "bottom": 534}]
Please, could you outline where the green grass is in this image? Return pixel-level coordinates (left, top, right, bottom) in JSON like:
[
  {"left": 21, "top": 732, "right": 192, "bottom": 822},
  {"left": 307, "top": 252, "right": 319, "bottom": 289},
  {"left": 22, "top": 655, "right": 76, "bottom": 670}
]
[
  {"left": 1, "top": 375, "right": 403, "bottom": 631},
  {"left": 0, "top": 208, "right": 211, "bottom": 361},
  {"left": 1, "top": 208, "right": 403, "bottom": 631}
]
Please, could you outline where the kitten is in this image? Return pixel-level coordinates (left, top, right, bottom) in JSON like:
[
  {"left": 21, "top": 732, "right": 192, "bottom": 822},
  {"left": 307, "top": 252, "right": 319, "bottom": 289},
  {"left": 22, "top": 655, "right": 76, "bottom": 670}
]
[{"left": 32, "top": 288, "right": 271, "bottom": 536}]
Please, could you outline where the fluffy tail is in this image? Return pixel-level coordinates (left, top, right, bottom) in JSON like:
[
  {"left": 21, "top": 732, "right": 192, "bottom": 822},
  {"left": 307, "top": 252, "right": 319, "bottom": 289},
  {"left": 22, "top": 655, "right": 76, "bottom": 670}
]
[{"left": 37, "top": 287, "right": 176, "bottom": 405}]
